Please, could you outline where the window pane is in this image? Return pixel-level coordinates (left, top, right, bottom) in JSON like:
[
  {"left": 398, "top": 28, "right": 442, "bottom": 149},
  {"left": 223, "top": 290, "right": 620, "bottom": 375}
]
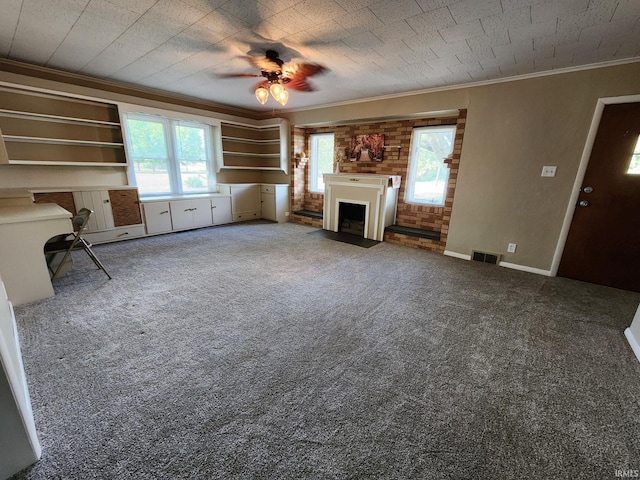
[
  {"left": 310, "top": 133, "right": 334, "bottom": 192},
  {"left": 175, "top": 124, "right": 209, "bottom": 192},
  {"left": 628, "top": 135, "right": 640, "bottom": 175},
  {"left": 125, "top": 118, "right": 171, "bottom": 194},
  {"left": 407, "top": 127, "right": 455, "bottom": 205}
]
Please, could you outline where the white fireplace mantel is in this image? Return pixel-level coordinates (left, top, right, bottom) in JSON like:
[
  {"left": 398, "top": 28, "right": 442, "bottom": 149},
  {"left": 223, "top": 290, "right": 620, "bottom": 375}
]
[{"left": 322, "top": 174, "right": 400, "bottom": 241}]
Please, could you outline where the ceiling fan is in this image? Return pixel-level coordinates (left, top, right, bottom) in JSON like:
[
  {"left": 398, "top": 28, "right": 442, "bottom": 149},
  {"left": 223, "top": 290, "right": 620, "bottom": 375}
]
[{"left": 220, "top": 50, "right": 326, "bottom": 106}]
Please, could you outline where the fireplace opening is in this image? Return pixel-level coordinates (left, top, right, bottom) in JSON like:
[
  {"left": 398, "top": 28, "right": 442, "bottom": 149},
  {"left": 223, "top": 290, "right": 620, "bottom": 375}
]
[{"left": 338, "top": 202, "right": 366, "bottom": 237}]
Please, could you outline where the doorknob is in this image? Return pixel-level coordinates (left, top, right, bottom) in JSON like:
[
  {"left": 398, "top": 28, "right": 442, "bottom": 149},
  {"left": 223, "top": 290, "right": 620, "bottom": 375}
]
[
  {"left": 579, "top": 200, "right": 590, "bottom": 207},
  {"left": 582, "top": 186, "right": 594, "bottom": 193}
]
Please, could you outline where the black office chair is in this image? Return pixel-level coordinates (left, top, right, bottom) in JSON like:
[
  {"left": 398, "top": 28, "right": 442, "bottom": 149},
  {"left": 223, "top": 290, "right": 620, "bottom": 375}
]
[{"left": 44, "top": 208, "right": 112, "bottom": 280}]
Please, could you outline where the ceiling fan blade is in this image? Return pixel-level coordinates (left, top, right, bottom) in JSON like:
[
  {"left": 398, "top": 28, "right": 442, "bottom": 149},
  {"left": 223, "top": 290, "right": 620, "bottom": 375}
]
[
  {"left": 218, "top": 73, "right": 262, "bottom": 78},
  {"left": 282, "top": 62, "right": 327, "bottom": 79},
  {"left": 248, "top": 56, "right": 282, "bottom": 72},
  {"left": 284, "top": 79, "right": 317, "bottom": 92}
]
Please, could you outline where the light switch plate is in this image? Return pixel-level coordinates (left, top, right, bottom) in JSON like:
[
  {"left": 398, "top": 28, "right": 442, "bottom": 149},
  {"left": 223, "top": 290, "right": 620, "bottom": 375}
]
[{"left": 541, "top": 166, "right": 557, "bottom": 177}]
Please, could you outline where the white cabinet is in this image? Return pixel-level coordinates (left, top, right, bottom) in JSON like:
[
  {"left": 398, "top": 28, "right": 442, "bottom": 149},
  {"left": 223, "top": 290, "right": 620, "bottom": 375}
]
[
  {"left": 73, "top": 190, "right": 114, "bottom": 231},
  {"left": 169, "top": 198, "right": 213, "bottom": 230},
  {"left": 143, "top": 195, "right": 232, "bottom": 234},
  {"left": 33, "top": 187, "right": 145, "bottom": 244},
  {"left": 0, "top": 276, "right": 41, "bottom": 479},
  {"left": 143, "top": 201, "right": 172, "bottom": 234},
  {"left": 211, "top": 196, "right": 232, "bottom": 225},
  {"left": 229, "top": 184, "right": 261, "bottom": 222},
  {"left": 260, "top": 184, "right": 289, "bottom": 223}
]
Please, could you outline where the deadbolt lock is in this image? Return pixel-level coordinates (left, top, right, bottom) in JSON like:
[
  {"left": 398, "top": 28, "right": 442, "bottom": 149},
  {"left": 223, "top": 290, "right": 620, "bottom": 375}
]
[{"left": 579, "top": 200, "right": 590, "bottom": 207}]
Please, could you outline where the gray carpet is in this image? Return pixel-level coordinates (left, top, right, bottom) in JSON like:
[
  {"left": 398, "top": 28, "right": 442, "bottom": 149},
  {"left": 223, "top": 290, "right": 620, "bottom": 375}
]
[{"left": 10, "top": 221, "right": 640, "bottom": 479}]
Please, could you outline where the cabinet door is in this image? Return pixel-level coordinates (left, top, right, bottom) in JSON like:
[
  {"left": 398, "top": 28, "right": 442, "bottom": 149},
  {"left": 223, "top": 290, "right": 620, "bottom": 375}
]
[
  {"left": 190, "top": 198, "right": 213, "bottom": 228},
  {"left": 109, "top": 189, "right": 142, "bottom": 226},
  {"left": 73, "top": 190, "right": 114, "bottom": 231},
  {"left": 144, "top": 202, "right": 172, "bottom": 234},
  {"left": 169, "top": 200, "right": 194, "bottom": 230},
  {"left": 230, "top": 185, "right": 261, "bottom": 213},
  {"left": 211, "top": 197, "right": 232, "bottom": 225},
  {"left": 261, "top": 193, "right": 276, "bottom": 221}
]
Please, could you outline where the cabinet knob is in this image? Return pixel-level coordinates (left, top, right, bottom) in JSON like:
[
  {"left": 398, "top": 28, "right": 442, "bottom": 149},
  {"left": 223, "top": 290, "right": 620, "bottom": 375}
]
[{"left": 160, "top": 210, "right": 169, "bottom": 214}]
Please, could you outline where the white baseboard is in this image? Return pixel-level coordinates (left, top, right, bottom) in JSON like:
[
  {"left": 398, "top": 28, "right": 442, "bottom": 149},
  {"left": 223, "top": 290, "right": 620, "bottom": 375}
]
[
  {"left": 443, "top": 250, "right": 471, "bottom": 261},
  {"left": 624, "top": 328, "right": 640, "bottom": 364},
  {"left": 498, "top": 261, "right": 552, "bottom": 277}
]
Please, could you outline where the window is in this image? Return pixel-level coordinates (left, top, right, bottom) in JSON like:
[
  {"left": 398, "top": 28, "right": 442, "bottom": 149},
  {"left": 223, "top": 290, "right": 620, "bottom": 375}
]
[
  {"left": 628, "top": 135, "right": 640, "bottom": 175},
  {"left": 123, "top": 113, "right": 215, "bottom": 196},
  {"left": 405, "top": 126, "right": 455, "bottom": 206},
  {"left": 309, "top": 133, "right": 335, "bottom": 193}
]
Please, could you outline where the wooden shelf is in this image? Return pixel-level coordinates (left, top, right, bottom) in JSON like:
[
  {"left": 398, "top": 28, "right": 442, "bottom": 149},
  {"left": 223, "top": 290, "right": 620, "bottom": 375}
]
[
  {"left": 0, "top": 85, "right": 126, "bottom": 166},
  {"left": 4, "top": 135, "right": 124, "bottom": 148},
  {"left": 221, "top": 135, "right": 279, "bottom": 144},
  {"left": 8, "top": 160, "right": 129, "bottom": 167},
  {"left": 217, "top": 120, "right": 288, "bottom": 173},
  {"left": 0, "top": 108, "right": 120, "bottom": 127},
  {"left": 219, "top": 166, "right": 282, "bottom": 171},
  {"left": 222, "top": 150, "right": 279, "bottom": 158}
]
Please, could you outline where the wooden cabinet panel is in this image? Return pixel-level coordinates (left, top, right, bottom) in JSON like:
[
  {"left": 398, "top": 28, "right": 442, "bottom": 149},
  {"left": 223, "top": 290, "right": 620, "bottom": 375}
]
[
  {"left": 109, "top": 189, "right": 142, "bottom": 227},
  {"left": 33, "top": 192, "right": 76, "bottom": 216}
]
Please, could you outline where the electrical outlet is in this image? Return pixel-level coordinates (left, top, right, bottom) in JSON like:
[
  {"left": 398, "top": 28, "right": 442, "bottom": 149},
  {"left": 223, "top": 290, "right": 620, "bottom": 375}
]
[
  {"left": 507, "top": 243, "right": 517, "bottom": 253},
  {"left": 285, "top": 211, "right": 289, "bottom": 217},
  {"left": 541, "top": 166, "right": 557, "bottom": 177}
]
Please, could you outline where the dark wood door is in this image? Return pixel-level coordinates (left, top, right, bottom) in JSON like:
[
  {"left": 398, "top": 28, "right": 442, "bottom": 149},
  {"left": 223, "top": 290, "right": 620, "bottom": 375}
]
[
  {"left": 558, "top": 102, "right": 640, "bottom": 292},
  {"left": 108, "top": 189, "right": 142, "bottom": 227}
]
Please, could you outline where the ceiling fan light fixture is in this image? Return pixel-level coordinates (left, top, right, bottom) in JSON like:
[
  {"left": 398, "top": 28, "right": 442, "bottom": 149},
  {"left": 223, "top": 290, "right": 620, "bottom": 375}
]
[
  {"left": 276, "top": 88, "right": 289, "bottom": 106},
  {"left": 269, "top": 82, "right": 284, "bottom": 98},
  {"left": 255, "top": 86, "right": 269, "bottom": 105}
]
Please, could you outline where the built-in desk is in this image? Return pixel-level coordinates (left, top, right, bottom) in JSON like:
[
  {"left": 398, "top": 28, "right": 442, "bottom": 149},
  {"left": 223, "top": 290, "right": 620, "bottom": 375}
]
[{"left": 0, "top": 204, "right": 72, "bottom": 306}]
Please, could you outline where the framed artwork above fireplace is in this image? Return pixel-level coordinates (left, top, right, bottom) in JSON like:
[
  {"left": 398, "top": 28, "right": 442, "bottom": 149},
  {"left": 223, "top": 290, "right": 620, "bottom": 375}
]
[{"left": 349, "top": 134, "right": 385, "bottom": 162}]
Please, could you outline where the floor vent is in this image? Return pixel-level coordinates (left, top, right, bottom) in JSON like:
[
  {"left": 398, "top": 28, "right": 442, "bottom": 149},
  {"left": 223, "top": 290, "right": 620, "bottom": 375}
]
[{"left": 472, "top": 251, "right": 500, "bottom": 265}]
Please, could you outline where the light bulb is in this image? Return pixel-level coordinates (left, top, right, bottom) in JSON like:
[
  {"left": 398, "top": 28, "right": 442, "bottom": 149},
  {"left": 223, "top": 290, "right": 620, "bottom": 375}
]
[
  {"left": 269, "top": 82, "right": 284, "bottom": 98},
  {"left": 255, "top": 87, "right": 269, "bottom": 105},
  {"left": 276, "top": 88, "right": 289, "bottom": 106}
]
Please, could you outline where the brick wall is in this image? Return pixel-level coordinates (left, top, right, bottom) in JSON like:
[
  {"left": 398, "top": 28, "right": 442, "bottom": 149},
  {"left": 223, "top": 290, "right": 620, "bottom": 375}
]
[{"left": 289, "top": 110, "right": 467, "bottom": 251}]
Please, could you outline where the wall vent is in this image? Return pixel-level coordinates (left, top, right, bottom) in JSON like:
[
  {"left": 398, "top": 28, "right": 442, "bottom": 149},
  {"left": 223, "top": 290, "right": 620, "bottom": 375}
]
[{"left": 472, "top": 251, "right": 500, "bottom": 265}]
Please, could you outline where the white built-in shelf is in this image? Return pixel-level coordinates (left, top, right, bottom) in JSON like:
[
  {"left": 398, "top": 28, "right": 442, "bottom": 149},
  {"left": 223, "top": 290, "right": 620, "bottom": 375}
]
[
  {"left": 221, "top": 135, "right": 279, "bottom": 144},
  {"left": 222, "top": 150, "right": 280, "bottom": 158},
  {"left": 0, "top": 109, "right": 120, "bottom": 127},
  {"left": 3, "top": 135, "right": 124, "bottom": 148},
  {"left": 7, "top": 160, "right": 130, "bottom": 167},
  {"left": 219, "top": 166, "right": 283, "bottom": 171},
  {"left": 0, "top": 84, "right": 126, "bottom": 167}
]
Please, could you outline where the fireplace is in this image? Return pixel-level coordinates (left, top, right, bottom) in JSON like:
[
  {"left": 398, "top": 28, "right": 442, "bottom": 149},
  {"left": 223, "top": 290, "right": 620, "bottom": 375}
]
[
  {"left": 338, "top": 202, "right": 366, "bottom": 236},
  {"left": 323, "top": 174, "right": 400, "bottom": 241}
]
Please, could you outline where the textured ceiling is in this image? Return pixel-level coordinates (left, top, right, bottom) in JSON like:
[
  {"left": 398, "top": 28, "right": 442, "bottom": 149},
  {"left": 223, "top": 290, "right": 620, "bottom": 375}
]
[{"left": 1, "top": 0, "right": 639, "bottom": 112}]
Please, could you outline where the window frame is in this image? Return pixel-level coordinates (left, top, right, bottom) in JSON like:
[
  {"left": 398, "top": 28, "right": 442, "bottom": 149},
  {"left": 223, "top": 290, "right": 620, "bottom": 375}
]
[
  {"left": 405, "top": 125, "right": 456, "bottom": 206},
  {"left": 309, "top": 133, "right": 335, "bottom": 193},
  {"left": 121, "top": 108, "right": 217, "bottom": 198}
]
